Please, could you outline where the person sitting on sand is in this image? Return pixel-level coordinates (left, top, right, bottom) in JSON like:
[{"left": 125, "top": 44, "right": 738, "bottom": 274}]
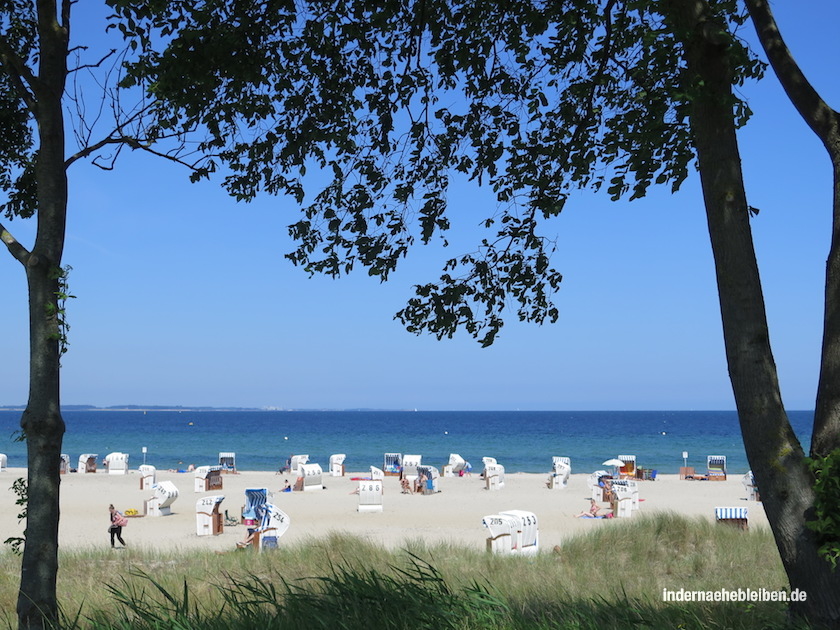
[
  {"left": 281, "top": 479, "right": 291, "bottom": 492},
  {"left": 400, "top": 477, "right": 413, "bottom": 494},
  {"left": 414, "top": 472, "right": 427, "bottom": 494},
  {"left": 575, "top": 499, "right": 605, "bottom": 518}
]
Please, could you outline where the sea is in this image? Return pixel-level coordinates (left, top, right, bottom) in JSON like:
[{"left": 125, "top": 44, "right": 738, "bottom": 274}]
[{"left": 0, "top": 409, "right": 815, "bottom": 475}]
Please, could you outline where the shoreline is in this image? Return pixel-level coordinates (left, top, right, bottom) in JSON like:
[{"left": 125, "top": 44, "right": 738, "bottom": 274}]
[{"left": 0, "top": 468, "right": 767, "bottom": 553}]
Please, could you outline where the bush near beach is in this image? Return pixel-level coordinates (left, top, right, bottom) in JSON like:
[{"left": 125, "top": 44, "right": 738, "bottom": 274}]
[{"left": 1, "top": 514, "right": 802, "bottom": 630}]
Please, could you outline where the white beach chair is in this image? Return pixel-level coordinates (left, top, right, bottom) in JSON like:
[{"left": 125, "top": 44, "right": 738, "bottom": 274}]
[
  {"left": 707, "top": 455, "right": 727, "bottom": 480},
  {"left": 59, "top": 454, "right": 70, "bottom": 475},
  {"left": 195, "top": 495, "right": 225, "bottom": 536},
  {"left": 481, "top": 456, "right": 497, "bottom": 479},
  {"left": 548, "top": 461, "right": 571, "bottom": 490},
  {"left": 329, "top": 454, "right": 346, "bottom": 477},
  {"left": 255, "top": 503, "right": 291, "bottom": 551},
  {"left": 742, "top": 471, "right": 760, "bottom": 501},
  {"left": 218, "top": 452, "right": 236, "bottom": 473},
  {"left": 289, "top": 454, "right": 309, "bottom": 477},
  {"left": 358, "top": 479, "right": 384, "bottom": 513},
  {"left": 370, "top": 466, "right": 385, "bottom": 480},
  {"left": 617, "top": 454, "right": 636, "bottom": 479},
  {"left": 0, "top": 453, "right": 7, "bottom": 472},
  {"left": 444, "top": 453, "right": 467, "bottom": 477},
  {"left": 77, "top": 453, "right": 97, "bottom": 473},
  {"left": 484, "top": 464, "right": 505, "bottom": 490},
  {"left": 138, "top": 464, "right": 156, "bottom": 490},
  {"left": 482, "top": 513, "right": 518, "bottom": 554},
  {"left": 612, "top": 483, "right": 634, "bottom": 518},
  {"left": 145, "top": 480, "right": 179, "bottom": 516},
  {"left": 588, "top": 470, "right": 610, "bottom": 501},
  {"left": 194, "top": 466, "right": 224, "bottom": 492},
  {"left": 383, "top": 453, "right": 402, "bottom": 476},
  {"left": 715, "top": 506, "right": 748, "bottom": 530},
  {"left": 105, "top": 452, "right": 129, "bottom": 475},
  {"left": 401, "top": 454, "right": 422, "bottom": 482},
  {"left": 297, "top": 462, "right": 323, "bottom": 491},
  {"left": 611, "top": 479, "right": 639, "bottom": 511},
  {"left": 499, "top": 510, "right": 539, "bottom": 555}
]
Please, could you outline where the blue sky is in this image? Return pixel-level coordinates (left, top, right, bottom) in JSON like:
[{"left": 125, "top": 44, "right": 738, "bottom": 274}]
[{"left": 0, "top": 3, "right": 836, "bottom": 411}]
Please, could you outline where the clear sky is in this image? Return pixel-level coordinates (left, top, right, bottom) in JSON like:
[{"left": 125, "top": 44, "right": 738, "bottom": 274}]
[{"left": 0, "top": 3, "right": 836, "bottom": 411}]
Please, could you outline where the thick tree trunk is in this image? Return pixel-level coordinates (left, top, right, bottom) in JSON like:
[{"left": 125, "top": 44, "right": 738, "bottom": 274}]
[
  {"left": 664, "top": 0, "right": 840, "bottom": 625},
  {"left": 16, "top": 2, "right": 69, "bottom": 629}
]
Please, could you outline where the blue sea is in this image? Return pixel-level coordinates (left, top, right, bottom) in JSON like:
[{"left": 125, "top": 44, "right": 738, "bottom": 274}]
[{"left": 0, "top": 409, "right": 814, "bottom": 475}]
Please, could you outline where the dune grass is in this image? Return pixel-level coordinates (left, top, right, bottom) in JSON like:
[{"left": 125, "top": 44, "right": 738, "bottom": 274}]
[{"left": 0, "top": 513, "right": 804, "bottom": 629}]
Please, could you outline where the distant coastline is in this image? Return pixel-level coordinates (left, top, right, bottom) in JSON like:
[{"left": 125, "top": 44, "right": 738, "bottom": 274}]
[{"left": 0, "top": 405, "right": 417, "bottom": 412}]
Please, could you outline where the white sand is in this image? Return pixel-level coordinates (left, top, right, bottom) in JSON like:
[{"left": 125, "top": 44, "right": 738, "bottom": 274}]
[{"left": 0, "top": 468, "right": 766, "bottom": 553}]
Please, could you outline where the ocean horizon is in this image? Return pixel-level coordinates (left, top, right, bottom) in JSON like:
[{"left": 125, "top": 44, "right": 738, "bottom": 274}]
[{"left": 0, "top": 409, "right": 814, "bottom": 475}]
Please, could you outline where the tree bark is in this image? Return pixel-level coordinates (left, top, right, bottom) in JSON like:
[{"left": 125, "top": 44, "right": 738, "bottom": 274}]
[
  {"left": 664, "top": 0, "right": 840, "bottom": 625},
  {"left": 16, "top": 2, "right": 69, "bottom": 629}
]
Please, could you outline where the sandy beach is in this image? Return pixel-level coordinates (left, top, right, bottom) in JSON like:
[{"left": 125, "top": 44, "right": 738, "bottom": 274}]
[{"left": 0, "top": 467, "right": 767, "bottom": 553}]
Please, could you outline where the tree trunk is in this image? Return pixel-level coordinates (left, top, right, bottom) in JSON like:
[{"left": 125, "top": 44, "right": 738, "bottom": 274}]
[
  {"left": 16, "top": 2, "right": 69, "bottom": 628},
  {"left": 664, "top": 0, "right": 840, "bottom": 625}
]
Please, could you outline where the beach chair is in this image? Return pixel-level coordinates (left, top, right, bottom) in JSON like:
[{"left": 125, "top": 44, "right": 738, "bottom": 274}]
[
  {"left": 679, "top": 466, "right": 696, "bottom": 480},
  {"left": 218, "top": 452, "right": 236, "bottom": 473},
  {"left": 742, "top": 470, "right": 760, "bottom": 501},
  {"left": 242, "top": 488, "right": 270, "bottom": 525},
  {"left": 715, "top": 506, "right": 748, "bottom": 530},
  {"left": 329, "top": 454, "right": 346, "bottom": 477},
  {"left": 383, "top": 453, "right": 402, "bottom": 476},
  {"left": 417, "top": 465, "right": 440, "bottom": 494},
  {"left": 482, "top": 513, "right": 518, "bottom": 554},
  {"left": 481, "top": 457, "right": 497, "bottom": 479},
  {"left": 612, "top": 483, "right": 634, "bottom": 518},
  {"left": 59, "top": 454, "right": 70, "bottom": 475},
  {"left": 289, "top": 454, "right": 310, "bottom": 477},
  {"left": 618, "top": 455, "right": 636, "bottom": 479},
  {"left": 707, "top": 455, "right": 727, "bottom": 480},
  {"left": 194, "top": 466, "right": 224, "bottom": 492},
  {"left": 0, "top": 453, "right": 7, "bottom": 471},
  {"left": 401, "top": 454, "right": 422, "bottom": 482},
  {"left": 548, "top": 461, "right": 571, "bottom": 489},
  {"left": 139, "top": 464, "right": 156, "bottom": 490},
  {"left": 611, "top": 479, "right": 640, "bottom": 511},
  {"left": 254, "top": 503, "right": 291, "bottom": 551},
  {"left": 145, "top": 480, "right": 179, "bottom": 516},
  {"left": 358, "top": 479, "right": 384, "bottom": 512},
  {"left": 195, "top": 495, "right": 225, "bottom": 536},
  {"left": 77, "top": 453, "right": 97, "bottom": 474},
  {"left": 370, "top": 466, "right": 385, "bottom": 480},
  {"left": 484, "top": 464, "right": 505, "bottom": 490},
  {"left": 105, "top": 452, "right": 129, "bottom": 475},
  {"left": 444, "top": 453, "right": 467, "bottom": 477},
  {"left": 588, "top": 470, "right": 610, "bottom": 501},
  {"left": 297, "top": 462, "right": 323, "bottom": 491},
  {"left": 499, "top": 510, "right": 539, "bottom": 555}
]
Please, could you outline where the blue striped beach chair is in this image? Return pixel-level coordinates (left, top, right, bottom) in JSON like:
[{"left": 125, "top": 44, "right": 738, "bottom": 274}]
[{"left": 715, "top": 506, "right": 748, "bottom": 530}]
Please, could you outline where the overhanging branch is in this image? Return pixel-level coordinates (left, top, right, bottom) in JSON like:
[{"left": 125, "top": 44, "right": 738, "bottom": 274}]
[
  {"left": 745, "top": 0, "right": 840, "bottom": 149},
  {"left": 0, "top": 222, "right": 32, "bottom": 265}
]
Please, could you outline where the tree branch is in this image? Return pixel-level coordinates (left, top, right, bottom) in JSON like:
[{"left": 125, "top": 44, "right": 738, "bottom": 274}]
[
  {"left": 0, "top": 222, "right": 32, "bottom": 265},
  {"left": 0, "top": 34, "right": 38, "bottom": 112},
  {"left": 745, "top": 0, "right": 840, "bottom": 149}
]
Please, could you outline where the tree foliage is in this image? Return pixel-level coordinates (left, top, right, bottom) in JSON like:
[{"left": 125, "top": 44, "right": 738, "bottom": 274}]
[{"left": 107, "top": 0, "right": 762, "bottom": 346}]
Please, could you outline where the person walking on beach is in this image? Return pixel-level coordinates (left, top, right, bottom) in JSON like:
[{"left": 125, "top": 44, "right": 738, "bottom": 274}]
[{"left": 108, "top": 504, "right": 128, "bottom": 548}]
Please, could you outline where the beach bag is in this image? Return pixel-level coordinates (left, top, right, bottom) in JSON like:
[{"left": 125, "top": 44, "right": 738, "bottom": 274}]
[{"left": 113, "top": 513, "right": 128, "bottom": 527}]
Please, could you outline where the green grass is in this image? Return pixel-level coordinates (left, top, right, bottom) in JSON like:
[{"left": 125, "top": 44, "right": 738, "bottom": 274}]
[{"left": 1, "top": 513, "right": 803, "bottom": 629}]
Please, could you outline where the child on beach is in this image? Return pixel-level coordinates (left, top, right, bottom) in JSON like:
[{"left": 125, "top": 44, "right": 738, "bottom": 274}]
[{"left": 108, "top": 504, "right": 128, "bottom": 548}]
